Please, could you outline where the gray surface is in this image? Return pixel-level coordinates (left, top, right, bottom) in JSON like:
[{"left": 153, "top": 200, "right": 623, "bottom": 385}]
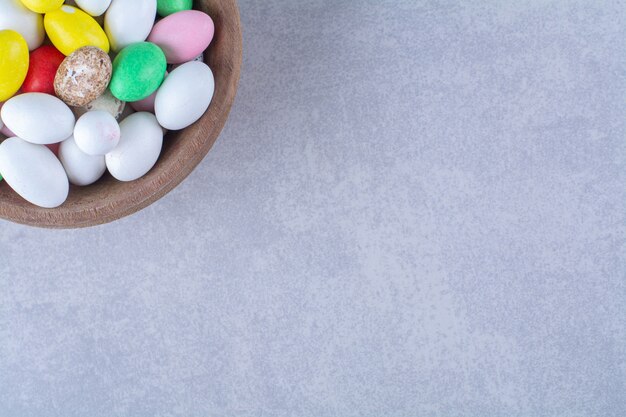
[{"left": 1, "top": 1, "right": 625, "bottom": 416}]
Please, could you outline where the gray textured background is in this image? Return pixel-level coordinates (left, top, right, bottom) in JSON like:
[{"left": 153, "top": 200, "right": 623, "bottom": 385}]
[{"left": 1, "top": 0, "right": 625, "bottom": 416}]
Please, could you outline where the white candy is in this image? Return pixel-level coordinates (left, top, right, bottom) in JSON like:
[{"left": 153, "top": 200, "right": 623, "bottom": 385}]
[
  {"left": 104, "top": 0, "right": 157, "bottom": 52},
  {"left": 0, "top": 137, "right": 69, "bottom": 208},
  {"left": 0, "top": 0, "right": 44, "bottom": 50},
  {"left": 1, "top": 93, "right": 75, "bottom": 145},
  {"left": 155, "top": 61, "right": 214, "bottom": 130},
  {"left": 58, "top": 135, "right": 106, "bottom": 186},
  {"left": 74, "top": 110, "right": 121, "bottom": 156},
  {"left": 75, "top": 0, "right": 111, "bottom": 16},
  {"left": 72, "top": 89, "right": 126, "bottom": 121},
  {"left": 106, "top": 112, "right": 163, "bottom": 182}
]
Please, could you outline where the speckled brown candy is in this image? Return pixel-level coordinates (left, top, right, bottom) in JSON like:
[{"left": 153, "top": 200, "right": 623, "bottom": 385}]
[{"left": 54, "top": 46, "right": 112, "bottom": 107}]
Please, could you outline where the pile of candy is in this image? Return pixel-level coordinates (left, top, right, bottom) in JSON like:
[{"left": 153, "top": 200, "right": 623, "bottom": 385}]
[{"left": 0, "top": 0, "right": 215, "bottom": 208}]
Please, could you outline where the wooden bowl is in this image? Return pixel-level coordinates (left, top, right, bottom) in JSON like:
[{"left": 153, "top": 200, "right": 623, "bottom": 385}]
[{"left": 0, "top": 0, "right": 242, "bottom": 228}]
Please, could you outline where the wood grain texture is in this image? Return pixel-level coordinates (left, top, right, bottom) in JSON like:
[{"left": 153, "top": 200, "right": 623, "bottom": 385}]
[{"left": 0, "top": 0, "right": 242, "bottom": 228}]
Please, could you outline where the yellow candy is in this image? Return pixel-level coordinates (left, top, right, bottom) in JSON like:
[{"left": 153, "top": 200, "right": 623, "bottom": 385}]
[
  {"left": 44, "top": 5, "right": 109, "bottom": 56},
  {"left": 20, "top": 0, "right": 63, "bottom": 14},
  {"left": 0, "top": 30, "right": 29, "bottom": 102}
]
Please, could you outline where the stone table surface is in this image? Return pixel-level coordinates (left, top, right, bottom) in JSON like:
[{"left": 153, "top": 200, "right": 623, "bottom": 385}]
[{"left": 1, "top": 1, "right": 625, "bottom": 416}]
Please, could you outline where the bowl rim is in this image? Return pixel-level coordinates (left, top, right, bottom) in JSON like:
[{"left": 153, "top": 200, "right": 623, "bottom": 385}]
[{"left": 0, "top": 0, "right": 243, "bottom": 229}]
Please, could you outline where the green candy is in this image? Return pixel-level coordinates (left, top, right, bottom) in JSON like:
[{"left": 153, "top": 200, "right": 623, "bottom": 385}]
[
  {"left": 157, "top": 0, "right": 193, "bottom": 17},
  {"left": 110, "top": 42, "right": 167, "bottom": 102}
]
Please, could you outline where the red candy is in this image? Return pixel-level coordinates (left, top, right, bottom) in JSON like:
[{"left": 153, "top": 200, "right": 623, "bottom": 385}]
[{"left": 22, "top": 46, "right": 66, "bottom": 95}]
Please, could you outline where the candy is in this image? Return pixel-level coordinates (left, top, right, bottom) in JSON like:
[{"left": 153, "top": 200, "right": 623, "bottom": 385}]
[
  {"left": 74, "top": 0, "right": 111, "bottom": 16},
  {"left": 0, "top": 137, "right": 69, "bottom": 208},
  {"left": 148, "top": 10, "right": 214, "bottom": 64},
  {"left": 0, "top": 109, "right": 15, "bottom": 138},
  {"left": 0, "top": 125, "right": 14, "bottom": 137},
  {"left": 104, "top": 0, "right": 157, "bottom": 52},
  {"left": 19, "top": 0, "right": 63, "bottom": 13},
  {"left": 129, "top": 71, "right": 167, "bottom": 113},
  {"left": 0, "top": 101, "right": 16, "bottom": 137},
  {"left": 1, "top": 92, "right": 75, "bottom": 144},
  {"left": 74, "top": 110, "right": 120, "bottom": 156},
  {"left": 64, "top": 0, "right": 104, "bottom": 25},
  {"left": 0, "top": 102, "right": 11, "bottom": 137},
  {"left": 22, "top": 45, "right": 65, "bottom": 95},
  {"left": 54, "top": 46, "right": 112, "bottom": 106},
  {"left": 0, "top": 0, "right": 219, "bottom": 208},
  {"left": 0, "top": 0, "right": 44, "bottom": 51},
  {"left": 168, "top": 52, "right": 203, "bottom": 72},
  {"left": 72, "top": 89, "right": 125, "bottom": 120},
  {"left": 44, "top": 5, "right": 110, "bottom": 56},
  {"left": 155, "top": 61, "right": 214, "bottom": 130},
  {"left": 129, "top": 91, "right": 158, "bottom": 114},
  {"left": 0, "top": 30, "right": 29, "bottom": 101},
  {"left": 105, "top": 112, "right": 163, "bottom": 182},
  {"left": 58, "top": 135, "right": 106, "bottom": 186},
  {"left": 109, "top": 42, "right": 166, "bottom": 102},
  {"left": 156, "top": 0, "right": 191, "bottom": 17}
]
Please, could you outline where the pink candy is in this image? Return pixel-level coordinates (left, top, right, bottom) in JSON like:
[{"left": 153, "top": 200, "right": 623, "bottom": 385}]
[
  {"left": 147, "top": 10, "right": 214, "bottom": 64},
  {"left": 129, "top": 71, "right": 167, "bottom": 113},
  {"left": 129, "top": 91, "right": 158, "bottom": 113}
]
